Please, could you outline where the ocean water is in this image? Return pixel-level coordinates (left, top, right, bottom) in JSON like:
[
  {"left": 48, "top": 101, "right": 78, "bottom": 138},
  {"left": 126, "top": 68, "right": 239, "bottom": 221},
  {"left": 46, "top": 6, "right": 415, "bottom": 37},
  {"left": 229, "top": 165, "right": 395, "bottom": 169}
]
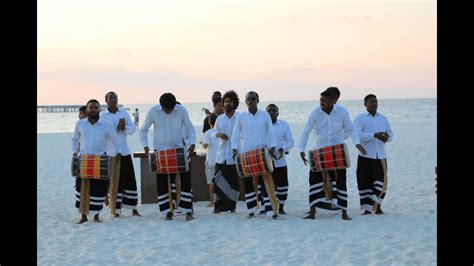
[{"left": 37, "top": 98, "right": 436, "bottom": 134}]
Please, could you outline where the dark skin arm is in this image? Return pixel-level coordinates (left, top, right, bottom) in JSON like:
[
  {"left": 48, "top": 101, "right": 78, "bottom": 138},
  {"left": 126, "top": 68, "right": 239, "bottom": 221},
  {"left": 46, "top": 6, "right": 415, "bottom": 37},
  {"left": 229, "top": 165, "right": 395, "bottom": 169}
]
[
  {"left": 356, "top": 144, "right": 367, "bottom": 155},
  {"left": 187, "top": 144, "right": 196, "bottom": 156},
  {"left": 375, "top": 132, "right": 389, "bottom": 142},
  {"left": 117, "top": 118, "right": 126, "bottom": 131},
  {"left": 216, "top": 133, "right": 229, "bottom": 140},
  {"left": 300, "top": 152, "right": 309, "bottom": 165}
]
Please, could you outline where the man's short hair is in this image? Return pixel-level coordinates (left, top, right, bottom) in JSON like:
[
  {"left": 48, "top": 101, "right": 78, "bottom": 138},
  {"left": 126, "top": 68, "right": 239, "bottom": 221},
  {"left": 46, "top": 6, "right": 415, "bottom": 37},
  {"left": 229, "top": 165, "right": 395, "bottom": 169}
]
[
  {"left": 320, "top": 90, "right": 336, "bottom": 100},
  {"left": 325, "top": 87, "right": 340, "bottom": 98},
  {"left": 245, "top": 91, "right": 259, "bottom": 101},
  {"left": 212, "top": 91, "right": 222, "bottom": 99},
  {"left": 86, "top": 99, "right": 100, "bottom": 106},
  {"left": 266, "top": 103, "right": 279, "bottom": 111},
  {"left": 105, "top": 91, "right": 117, "bottom": 100},
  {"left": 208, "top": 113, "right": 218, "bottom": 126},
  {"left": 212, "top": 96, "right": 222, "bottom": 107},
  {"left": 79, "top": 105, "right": 87, "bottom": 112},
  {"left": 364, "top": 94, "right": 377, "bottom": 104},
  {"left": 160, "top": 93, "right": 177, "bottom": 110},
  {"left": 222, "top": 90, "right": 239, "bottom": 110}
]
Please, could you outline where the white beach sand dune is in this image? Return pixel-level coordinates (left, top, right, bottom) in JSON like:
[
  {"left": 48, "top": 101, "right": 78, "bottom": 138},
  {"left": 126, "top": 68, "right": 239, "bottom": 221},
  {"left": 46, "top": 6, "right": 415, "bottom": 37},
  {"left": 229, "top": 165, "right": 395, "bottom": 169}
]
[{"left": 38, "top": 119, "right": 436, "bottom": 265}]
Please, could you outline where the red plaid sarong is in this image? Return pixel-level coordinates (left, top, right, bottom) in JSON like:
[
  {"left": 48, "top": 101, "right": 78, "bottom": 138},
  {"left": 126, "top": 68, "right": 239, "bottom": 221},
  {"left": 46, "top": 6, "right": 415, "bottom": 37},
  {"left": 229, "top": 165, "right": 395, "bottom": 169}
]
[
  {"left": 71, "top": 155, "right": 112, "bottom": 179},
  {"left": 309, "top": 143, "right": 350, "bottom": 172},
  {"left": 150, "top": 148, "right": 188, "bottom": 174},
  {"left": 235, "top": 148, "right": 273, "bottom": 178}
]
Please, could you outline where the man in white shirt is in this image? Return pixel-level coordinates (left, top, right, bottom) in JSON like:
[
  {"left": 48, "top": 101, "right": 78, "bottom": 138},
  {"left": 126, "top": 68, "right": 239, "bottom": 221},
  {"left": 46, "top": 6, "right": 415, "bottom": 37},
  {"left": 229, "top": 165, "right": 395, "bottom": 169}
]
[
  {"left": 202, "top": 113, "right": 219, "bottom": 207},
  {"left": 353, "top": 94, "right": 393, "bottom": 215},
  {"left": 71, "top": 99, "right": 123, "bottom": 224},
  {"left": 299, "top": 90, "right": 363, "bottom": 220},
  {"left": 100, "top": 91, "right": 141, "bottom": 217},
  {"left": 231, "top": 91, "right": 278, "bottom": 219},
  {"left": 140, "top": 93, "right": 196, "bottom": 221},
  {"left": 265, "top": 103, "right": 294, "bottom": 215},
  {"left": 212, "top": 90, "right": 241, "bottom": 213}
]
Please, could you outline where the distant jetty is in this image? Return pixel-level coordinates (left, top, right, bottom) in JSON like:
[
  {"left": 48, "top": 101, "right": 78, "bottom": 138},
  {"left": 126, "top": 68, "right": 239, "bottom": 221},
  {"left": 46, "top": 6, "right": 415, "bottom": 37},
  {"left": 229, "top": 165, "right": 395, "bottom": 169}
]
[{"left": 37, "top": 104, "right": 129, "bottom": 113}]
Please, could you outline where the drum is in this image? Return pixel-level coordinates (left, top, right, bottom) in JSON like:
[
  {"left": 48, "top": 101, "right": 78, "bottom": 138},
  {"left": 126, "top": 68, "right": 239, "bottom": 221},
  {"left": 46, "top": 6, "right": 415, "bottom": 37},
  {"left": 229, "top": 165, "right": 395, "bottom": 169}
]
[
  {"left": 235, "top": 148, "right": 274, "bottom": 178},
  {"left": 71, "top": 154, "right": 113, "bottom": 179},
  {"left": 309, "top": 143, "right": 350, "bottom": 172},
  {"left": 150, "top": 147, "right": 189, "bottom": 174}
]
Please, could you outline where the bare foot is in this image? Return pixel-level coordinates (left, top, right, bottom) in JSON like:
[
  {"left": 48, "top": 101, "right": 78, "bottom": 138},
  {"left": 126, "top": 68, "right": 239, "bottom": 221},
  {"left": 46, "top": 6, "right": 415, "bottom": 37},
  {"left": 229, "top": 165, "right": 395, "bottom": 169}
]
[
  {"left": 342, "top": 211, "right": 352, "bottom": 220},
  {"left": 132, "top": 210, "right": 142, "bottom": 217},
  {"left": 279, "top": 204, "right": 286, "bottom": 215},
  {"left": 77, "top": 215, "right": 88, "bottom": 224},
  {"left": 93, "top": 214, "right": 101, "bottom": 223},
  {"left": 185, "top": 213, "right": 195, "bottom": 221},
  {"left": 375, "top": 206, "right": 384, "bottom": 215}
]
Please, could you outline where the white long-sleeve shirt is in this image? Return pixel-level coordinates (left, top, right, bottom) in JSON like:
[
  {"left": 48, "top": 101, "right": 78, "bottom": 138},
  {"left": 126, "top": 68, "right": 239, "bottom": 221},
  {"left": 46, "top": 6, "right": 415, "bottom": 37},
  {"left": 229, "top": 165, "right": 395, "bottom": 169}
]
[
  {"left": 353, "top": 111, "right": 393, "bottom": 159},
  {"left": 299, "top": 104, "right": 354, "bottom": 152},
  {"left": 231, "top": 109, "right": 278, "bottom": 153},
  {"left": 100, "top": 107, "right": 135, "bottom": 156},
  {"left": 71, "top": 118, "right": 123, "bottom": 156},
  {"left": 268, "top": 119, "right": 294, "bottom": 168},
  {"left": 213, "top": 111, "right": 240, "bottom": 165},
  {"left": 139, "top": 104, "right": 196, "bottom": 151}
]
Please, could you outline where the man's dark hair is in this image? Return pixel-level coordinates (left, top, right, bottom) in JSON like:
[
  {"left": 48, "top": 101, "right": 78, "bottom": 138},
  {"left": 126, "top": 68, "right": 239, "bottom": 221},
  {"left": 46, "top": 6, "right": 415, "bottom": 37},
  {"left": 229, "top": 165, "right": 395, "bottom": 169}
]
[
  {"left": 364, "top": 94, "right": 377, "bottom": 104},
  {"left": 105, "top": 91, "right": 117, "bottom": 100},
  {"left": 79, "top": 105, "right": 87, "bottom": 112},
  {"left": 266, "top": 103, "right": 279, "bottom": 111},
  {"left": 222, "top": 90, "right": 239, "bottom": 110},
  {"left": 212, "top": 96, "right": 222, "bottom": 107},
  {"left": 160, "top": 93, "right": 177, "bottom": 110},
  {"left": 325, "top": 87, "right": 340, "bottom": 98},
  {"left": 86, "top": 99, "right": 100, "bottom": 106},
  {"left": 212, "top": 91, "right": 222, "bottom": 99},
  {"left": 208, "top": 113, "right": 218, "bottom": 126},
  {"left": 245, "top": 91, "right": 259, "bottom": 101},
  {"left": 320, "top": 90, "right": 336, "bottom": 100}
]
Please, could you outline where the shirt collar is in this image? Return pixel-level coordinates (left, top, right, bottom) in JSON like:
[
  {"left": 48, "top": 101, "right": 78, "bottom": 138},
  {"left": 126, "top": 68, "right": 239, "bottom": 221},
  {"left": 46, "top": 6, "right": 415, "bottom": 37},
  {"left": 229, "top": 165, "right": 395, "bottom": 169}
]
[
  {"left": 364, "top": 110, "right": 379, "bottom": 116},
  {"left": 102, "top": 107, "right": 121, "bottom": 114},
  {"left": 318, "top": 104, "right": 338, "bottom": 114}
]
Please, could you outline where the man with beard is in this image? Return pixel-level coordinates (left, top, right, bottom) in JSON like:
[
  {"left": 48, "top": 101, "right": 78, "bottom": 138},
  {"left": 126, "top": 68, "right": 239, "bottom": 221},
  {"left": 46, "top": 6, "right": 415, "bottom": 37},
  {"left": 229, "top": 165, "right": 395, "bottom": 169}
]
[
  {"left": 299, "top": 90, "right": 355, "bottom": 220},
  {"left": 100, "top": 91, "right": 141, "bottom": 217},
  {"left": 71, "top": 99, "right": 122, "bottom": 224},
  {"left": 231, "top": 91, "right": 278, "bottom": 219},
  {"left": 211, "top": 90, "right": 241, "bottom": 213}
]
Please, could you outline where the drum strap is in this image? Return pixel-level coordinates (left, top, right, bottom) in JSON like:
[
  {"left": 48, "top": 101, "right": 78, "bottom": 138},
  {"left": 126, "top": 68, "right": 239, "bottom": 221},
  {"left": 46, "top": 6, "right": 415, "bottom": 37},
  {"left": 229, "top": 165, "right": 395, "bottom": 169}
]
[
  {"left": 165, "top": 154, "right": 174, "bottom": 212},
  {"left": 322, "top": 170, "right": 333, "bottom": 200},
  {"left": 80, "top": 179, "right": 90, "bottom": 215}
]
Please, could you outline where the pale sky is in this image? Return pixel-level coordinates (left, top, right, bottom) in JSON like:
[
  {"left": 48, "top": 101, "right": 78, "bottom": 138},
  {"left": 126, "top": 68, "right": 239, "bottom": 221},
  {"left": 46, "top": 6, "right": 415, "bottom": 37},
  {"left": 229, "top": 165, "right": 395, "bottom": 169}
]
[{"left": 38, "top": 0, "right": 436, "bottom": 104}]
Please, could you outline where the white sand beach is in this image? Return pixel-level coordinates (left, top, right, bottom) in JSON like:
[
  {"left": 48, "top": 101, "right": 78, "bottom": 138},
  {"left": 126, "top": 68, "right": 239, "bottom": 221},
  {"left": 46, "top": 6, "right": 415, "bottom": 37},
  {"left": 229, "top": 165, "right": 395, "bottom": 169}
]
[{"left": 38, "top": 115, "right": 436, "bottom": 265}]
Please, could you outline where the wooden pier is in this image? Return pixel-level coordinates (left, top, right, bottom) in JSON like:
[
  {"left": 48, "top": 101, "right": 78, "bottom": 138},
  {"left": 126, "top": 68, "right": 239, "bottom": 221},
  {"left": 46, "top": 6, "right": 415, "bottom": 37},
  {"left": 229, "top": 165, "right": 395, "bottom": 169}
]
[{"left": 37, "top": 104, "right": 128, "bottom": 113}]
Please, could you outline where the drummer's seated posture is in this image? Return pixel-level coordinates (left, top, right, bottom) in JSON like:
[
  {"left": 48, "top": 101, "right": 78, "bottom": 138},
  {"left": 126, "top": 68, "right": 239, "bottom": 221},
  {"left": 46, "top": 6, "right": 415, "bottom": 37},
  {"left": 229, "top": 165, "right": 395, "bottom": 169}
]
[
  {"left": 140, "top": 93, "right": 196, "bottom": 221},
  {"left": 231, "top": 91, "right": 278, "bottom": 219}
]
